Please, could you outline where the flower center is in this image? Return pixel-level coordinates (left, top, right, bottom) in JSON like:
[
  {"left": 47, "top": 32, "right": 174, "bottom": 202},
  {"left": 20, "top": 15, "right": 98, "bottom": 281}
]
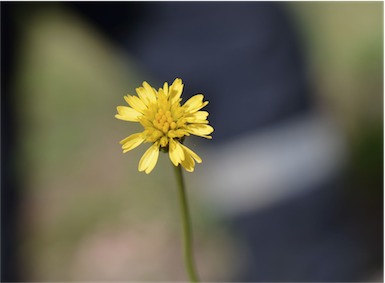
[{"left": 153, "top": 109, "right": 177, "bottom": 134}]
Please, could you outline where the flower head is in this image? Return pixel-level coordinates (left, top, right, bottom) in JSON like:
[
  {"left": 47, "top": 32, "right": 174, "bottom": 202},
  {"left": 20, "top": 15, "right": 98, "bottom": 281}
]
[{"left": 116, "top": 78, "right": 214, "bottom": 174}]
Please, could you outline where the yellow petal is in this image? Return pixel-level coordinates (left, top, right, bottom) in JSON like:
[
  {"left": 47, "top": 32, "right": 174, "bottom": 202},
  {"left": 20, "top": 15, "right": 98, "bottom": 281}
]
[
  {"left": 186, "top": 124, "right": 214, "bottom": 138},
  {"left": 135, "top": 87, "right": 150, "bottom": 105},
  {"left": 146, "top": 129, "right": 163, "bottom": 143},
  {"left": 185, "top": 111, "right": 209, "bottom": 124},
  {"left": 169, "top": 139, "right": 185, "bottom": 166},
  {"left": 181, "top": 144, "right": 202, "bottom": 163},
  {"left": 183, "top": 94, "right": 208, "bottom": 113},
  {"left": 124, "top": 95, "right": 147, "bottom": 113},
  {"left": 120, "top": 133, "right": 145, "bottom": 153},
  {"left": 157, "top": 88, "right": 167, "bottom": 101},
  {"left": 168, "top": 129, "right": 189, "bottom": 139},
  {"left": 115, "top": 106, "right": 141, "bottom": 121},
  {"left": 142, "top": 81, "right": 157, "bottom": 103},
  {"left": 136, "top": 84, "right": 156, "bottom": 105},
  {"left": 181, "top": 153, "right": 195, "bottom": 172},
  {"left": 138, "top": 118, "right": 152, "bottom": 129},
  {"left": 163, "top": 82, "right": 169, "bottom": 95},
  {"left": 138, "top": 143, "right": 160, "bottom": 174},
  {"left": 169, "top": 78, "right": 184, "bottom": 104}
]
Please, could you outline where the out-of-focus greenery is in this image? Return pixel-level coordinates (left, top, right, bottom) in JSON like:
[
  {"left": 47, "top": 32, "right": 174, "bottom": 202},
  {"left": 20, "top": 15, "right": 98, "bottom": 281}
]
[
  {"left": 288, "top": 2, "right": 383, "bottom": 137},
  {"left": 290, "top": 1, "right": 383, "bottom": 211},
  {"left": 12, "top": 2, "right": 382, "bottom": 281}
]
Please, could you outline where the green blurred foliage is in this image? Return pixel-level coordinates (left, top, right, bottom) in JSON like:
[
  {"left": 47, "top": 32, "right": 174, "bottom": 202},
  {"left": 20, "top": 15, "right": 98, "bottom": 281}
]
[{"left": 288, "top": 2, "right": 383, "bottom": 136}]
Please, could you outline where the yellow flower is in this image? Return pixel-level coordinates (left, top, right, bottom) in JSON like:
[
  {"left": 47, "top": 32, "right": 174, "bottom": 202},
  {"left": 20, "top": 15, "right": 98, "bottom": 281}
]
[{"left": 116, "top": 78, "right": 214, "bottom": 174}]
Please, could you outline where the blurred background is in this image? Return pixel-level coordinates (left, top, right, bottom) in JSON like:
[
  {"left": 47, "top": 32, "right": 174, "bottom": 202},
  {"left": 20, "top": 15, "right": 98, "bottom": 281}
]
[{"left": 2, "top": 2, "right": 383, "bottom": 281}]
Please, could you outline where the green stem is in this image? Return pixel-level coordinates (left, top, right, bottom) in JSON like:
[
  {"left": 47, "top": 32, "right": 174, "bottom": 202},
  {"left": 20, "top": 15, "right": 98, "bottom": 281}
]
[{"left": 173, "top": 164, "right": 200, "bottom": 282}]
